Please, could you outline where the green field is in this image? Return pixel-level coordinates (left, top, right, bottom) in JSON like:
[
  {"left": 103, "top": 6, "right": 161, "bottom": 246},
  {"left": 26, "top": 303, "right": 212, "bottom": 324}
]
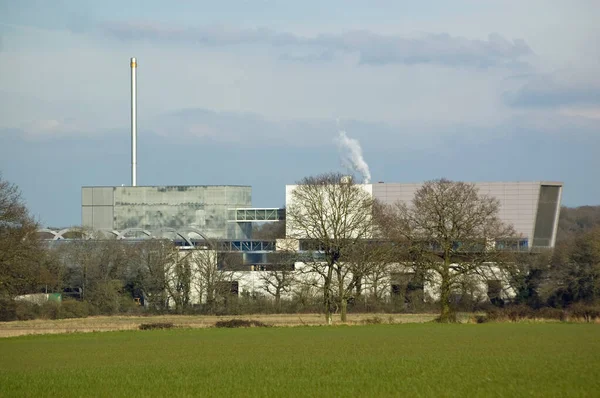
[{"left": 0, "top": 323, "right": 598, "bottom": 397}]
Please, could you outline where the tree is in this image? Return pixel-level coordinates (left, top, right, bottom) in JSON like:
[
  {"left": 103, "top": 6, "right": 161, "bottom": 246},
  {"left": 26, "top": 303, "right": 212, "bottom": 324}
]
[
  {"left": 506, "top": 250, "right": 552, "bottom": 309},
  {"left": 541, "top": 226, "right": 600, "bottom": 307},
  {"left": 129, "top": 239, "right": 180, "bottom": 312},
  {"left": 375, "top": 179, "right": 515, "bottom": 322},
  {"left": 332, "top": 239, "right": 395, "bottom": 316},
  {"left": 556, "top": 205, "right": 600, "bottom": 242},
  {"left": 357, "top": 241, "right": 398, "bottom": 308},
  {"left": 258, "top": 253, "right": 296, "bottom": 311},
  {"left": 187, "top": 244, "right": 237, "bottom": 314},
  {"left": 0, "top": 174, "right": 48, "bottom": 299},
  {"left": 286, "top": 172, "right": 374, "bottom": 324},
  {"left": 56, "top": 238, "right": 138, "bottom": 314},
  {"left": 252, "top": 220, "right": 286, "bottom": 240},
  {"left": 165, "top": 250, "right": 193, "bottom": 314}
]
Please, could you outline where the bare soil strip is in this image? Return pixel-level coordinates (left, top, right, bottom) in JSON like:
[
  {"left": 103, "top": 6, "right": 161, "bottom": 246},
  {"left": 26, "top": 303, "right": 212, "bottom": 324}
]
[{"left": 0, "top": 313, "right": 437, "bottom": 338}]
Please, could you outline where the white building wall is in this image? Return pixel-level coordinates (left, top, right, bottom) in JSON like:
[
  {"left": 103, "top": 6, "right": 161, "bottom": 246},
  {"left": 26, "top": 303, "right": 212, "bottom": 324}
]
[{"left": 285, "top": 183, "right": 373, "bottom": 239}]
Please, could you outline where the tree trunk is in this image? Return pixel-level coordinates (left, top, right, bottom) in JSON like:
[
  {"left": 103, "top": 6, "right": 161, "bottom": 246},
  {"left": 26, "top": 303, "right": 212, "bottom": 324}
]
[
  {"left": 340, "top": 298, "right": 348, "bottom": 323},
  {"left": 339, "top": 275, "right": 347, "bottom": 323},
  {"left": 439, "top": 277, "right": 452, "bottom": 322},
  {"left": 275, "top": 290, "right": 281, "bottom": 312},
  {"left": 324, "top": 290, "right": 333, "bottom": 325},
  {"left": 323, "top": 264, "right": 334, "bottom": 325},
  {"left": 439, "top": 253, "right": 454, "bottom": 323},
  {"left": 326, "top": 311, "right": 333, "bottom": 325},
  {"left": 355, "top": 276, "right": 362, "bottom": 297}
]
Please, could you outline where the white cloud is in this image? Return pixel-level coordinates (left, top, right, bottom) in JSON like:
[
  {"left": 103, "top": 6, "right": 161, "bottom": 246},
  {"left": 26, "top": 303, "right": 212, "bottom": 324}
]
[{"left": 99, "top": 22, "right": 532, "bottom": 69}]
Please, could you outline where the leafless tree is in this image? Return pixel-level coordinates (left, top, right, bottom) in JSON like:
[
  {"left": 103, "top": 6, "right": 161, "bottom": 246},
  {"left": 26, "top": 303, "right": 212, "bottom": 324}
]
[
  {"left": 252, "top": 220, "right": 286, "bottom": 240},
  {"left": 56, "top": 237, "right": 133, "bottom": 313},
  {"left": 258, "top": 253, "right": 296, "bottom": 311},
  {"left": 286, "top": 172, "right": 374, "bottom": 323},
  {"left": 375, "top": 179, "right": 516, "bottom": 322},
  {"left": 164, "top": 249, "right": 193, "bottom": 314},
  {"left": 349, "top": 240, "right": 396, "bottom": 305},
  {"left": 187, "top": 244, "right": 237, "bottom": 314},
  {"left": 129, "top": 239, "right": 180, "bottom": 312},
  {"left": 539, "top": 226, "right": 600, "bottom": 306},
  {"left": 0, "top": 174, "right": 49, "bottom": 299}
]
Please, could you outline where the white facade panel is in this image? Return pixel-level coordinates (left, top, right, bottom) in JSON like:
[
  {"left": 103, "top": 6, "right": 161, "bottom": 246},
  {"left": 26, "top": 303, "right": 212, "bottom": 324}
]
[{"left": 285, "top": 183, "right": 373, "bottom": 239}]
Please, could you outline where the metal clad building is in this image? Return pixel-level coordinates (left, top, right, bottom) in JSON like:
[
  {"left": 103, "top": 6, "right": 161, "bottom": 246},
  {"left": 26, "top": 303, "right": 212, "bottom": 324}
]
[
  {"left": 372, "top": 181, "right": 563, "bottom": 249},
  {"left": 82, "top": 186, "right": 252, "bottom": 239}
]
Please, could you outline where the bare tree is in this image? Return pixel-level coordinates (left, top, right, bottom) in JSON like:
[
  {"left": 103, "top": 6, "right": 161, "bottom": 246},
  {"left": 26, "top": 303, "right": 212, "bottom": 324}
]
[
  {"left": 258, "top": 253, "right": 296, "bottom": 311},
  {"left": 164, "top": 249, "right": 193, "bottom": 314},
  {"left": 286, "top": 172, "right": 374, "bottom": 323},
  {"left": 58, "top": 238, "right": 132, "bottom": 313},
  {"left": 187, "top": 244, "right": 237, "bottom": 314},
  {"left": 539, "top": 226, "right": 600, "bottom": 307},
  {"left": 348, "top": 240, "right": 396, "bottom": 307},
  {"left": 252, "top": 220, "right": 286, "bottom": 240},
  {"left": 0, "top": 174, "right": 48, "bottom": 299},
  {"left": 375, "top": 179, "right": 515, "bottom": 322},
  {"left": 129, "top": 239, "right": 179, "bottom": 312}
]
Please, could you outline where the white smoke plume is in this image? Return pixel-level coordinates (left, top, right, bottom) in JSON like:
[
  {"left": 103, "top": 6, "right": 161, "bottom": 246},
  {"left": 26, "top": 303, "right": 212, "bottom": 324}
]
[{"left": 335, "top": 121, "right": 371, "bottom": 183}]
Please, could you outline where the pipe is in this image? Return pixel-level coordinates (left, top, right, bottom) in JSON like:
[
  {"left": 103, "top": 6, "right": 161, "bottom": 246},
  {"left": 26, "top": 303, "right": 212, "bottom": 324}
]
[{"left": 130, "top": 57, "right": 137, "bottom": 187}]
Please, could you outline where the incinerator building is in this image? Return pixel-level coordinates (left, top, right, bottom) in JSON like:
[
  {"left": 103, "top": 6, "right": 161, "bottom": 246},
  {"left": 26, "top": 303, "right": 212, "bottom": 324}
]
[
  {"left": 81, "top": 185, "right": 252, "bottom": 239},
  {"left": 286, "top": 181, "right": 563, "bottom": 250}
]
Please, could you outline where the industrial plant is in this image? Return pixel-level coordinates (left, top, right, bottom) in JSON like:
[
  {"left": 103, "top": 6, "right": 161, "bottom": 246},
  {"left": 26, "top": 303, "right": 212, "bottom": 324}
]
[{"left": 38, "top": 58, "right": 564, "bottom": 305}]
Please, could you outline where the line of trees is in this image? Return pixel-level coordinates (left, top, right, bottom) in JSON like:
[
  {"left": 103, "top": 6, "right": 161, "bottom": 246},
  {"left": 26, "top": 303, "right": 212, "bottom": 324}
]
[{"left": 1, "top": 172, "right": 599, "bottom": 323}]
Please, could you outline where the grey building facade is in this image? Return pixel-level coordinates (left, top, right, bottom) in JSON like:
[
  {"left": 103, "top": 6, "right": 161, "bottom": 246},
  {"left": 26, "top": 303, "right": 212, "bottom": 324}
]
[
  {"left": 82, "top": 185, "right": 252, "bottom": 239},
  {"left": 372, "top": 181, "right": 563, "bottom": 249}
]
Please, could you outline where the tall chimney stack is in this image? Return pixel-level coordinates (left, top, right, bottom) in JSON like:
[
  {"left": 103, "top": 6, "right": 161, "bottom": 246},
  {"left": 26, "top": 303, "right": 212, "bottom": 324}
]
[{"left": 130, "top": 57, "right": 137, "bottom": 187}]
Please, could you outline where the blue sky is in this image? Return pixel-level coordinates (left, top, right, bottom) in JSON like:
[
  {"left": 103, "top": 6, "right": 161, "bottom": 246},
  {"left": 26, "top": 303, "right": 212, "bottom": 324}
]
[{"left": 1, "top": 1, "right": 599, "bottom": 227}]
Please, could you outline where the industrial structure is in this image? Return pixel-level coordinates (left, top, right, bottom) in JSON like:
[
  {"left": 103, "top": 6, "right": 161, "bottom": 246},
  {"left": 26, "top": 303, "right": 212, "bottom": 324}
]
[
  {"left": 34, "top": 57, "right": 566, "bottom": 306},
  {"left": 370, "top": 181, "right": 563, "bottom": 250},
  {"left": 81, "top": 185, "right": 253, "bottom": 239}
]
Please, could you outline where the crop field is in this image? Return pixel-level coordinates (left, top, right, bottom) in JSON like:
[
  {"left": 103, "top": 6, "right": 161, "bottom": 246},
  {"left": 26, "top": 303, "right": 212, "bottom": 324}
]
[{"left": 0, "top": 323, "right": 598, "bottom": 397}]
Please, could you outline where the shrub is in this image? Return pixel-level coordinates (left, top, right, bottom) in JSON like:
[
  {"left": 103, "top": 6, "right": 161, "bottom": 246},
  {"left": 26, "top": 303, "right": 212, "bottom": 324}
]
[
  {"left": 473, "top": 315, "right": 488, "bottom": 324},
  {"left": 569, "top": 303, "right": 600, "bottom": 322},
  {"left": 118, "top": 296, "right": 143, "bottom": 315},
  {"left": 139, "top": 322, "right": 174, "bottom": 330},
  {"left": 14, "top": 301, "right": 39, "bottom": 321},
  {"left": 487, "top": 305, "right": 569, "bottom": 322},
  {"left": 506, "top": 305, "right": 535, "bottom": 321},
  {"left": 58, "top": 300, "right": 90, "bottom": 319},
  {"left": 38, "top": 301, "right": 60, "bottom": 320},
  {"left": 0, "top": 299, "right": 17, "bottom": 322},
  {"left": 214, "top": 319, "right": 270, "bottom": 328},
  {"left": 362, "top": 316, "right": 384, "bottom": 325},
  {"left": 487, "top": 305, "right": 535, "bottom": 322},
  {"left": 535, "top": 307, "right": 566, "bottom": 321},
  {"left": 86, "top": 281, "right": 124, "bottom": 315}
]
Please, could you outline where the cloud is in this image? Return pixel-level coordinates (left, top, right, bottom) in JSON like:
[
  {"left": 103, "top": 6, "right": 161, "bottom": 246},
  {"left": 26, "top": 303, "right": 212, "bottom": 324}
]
[
  {"left": 99, "top": 22, "right": 532, "bottom": 68},
  {"left": 504, "top": 72, "right": 600, "bottom": 108},
  {"left": 279, "top": 51, "right": 335, "bottom": 63},
  {"left": 150, "top": 108, "right": 334, "bottom": 146}
]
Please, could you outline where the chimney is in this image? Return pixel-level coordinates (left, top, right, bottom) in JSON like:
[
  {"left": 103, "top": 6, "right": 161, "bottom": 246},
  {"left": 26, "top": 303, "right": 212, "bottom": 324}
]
[{"left": 130, "top": 57, "right": 137, "bottom": 187}]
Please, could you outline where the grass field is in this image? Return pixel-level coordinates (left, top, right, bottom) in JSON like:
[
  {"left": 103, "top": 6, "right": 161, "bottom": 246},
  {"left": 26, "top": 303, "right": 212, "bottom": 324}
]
[{"left": 0, "top": 323, "right": 598, "bottom": 397}]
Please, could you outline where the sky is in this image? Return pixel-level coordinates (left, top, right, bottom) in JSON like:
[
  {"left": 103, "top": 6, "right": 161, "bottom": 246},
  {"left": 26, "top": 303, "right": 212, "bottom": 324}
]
[{"left": 0, "top": 0, "right": 599, "bottom": 227}]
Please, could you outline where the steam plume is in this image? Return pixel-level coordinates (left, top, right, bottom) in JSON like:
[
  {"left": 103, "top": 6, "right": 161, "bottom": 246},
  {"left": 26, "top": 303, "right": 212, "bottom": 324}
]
[{"left": 335, "top": 121, "right": 371, "bottom": 183}]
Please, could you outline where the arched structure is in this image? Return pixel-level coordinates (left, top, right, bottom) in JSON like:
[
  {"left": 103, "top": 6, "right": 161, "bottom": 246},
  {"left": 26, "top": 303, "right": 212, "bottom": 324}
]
[
  {"left": 115, "top": 228, "right": 153, "bottom": 240},
  {"left": 37, "top": 227, "right": 210, "bottom": 248}
]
